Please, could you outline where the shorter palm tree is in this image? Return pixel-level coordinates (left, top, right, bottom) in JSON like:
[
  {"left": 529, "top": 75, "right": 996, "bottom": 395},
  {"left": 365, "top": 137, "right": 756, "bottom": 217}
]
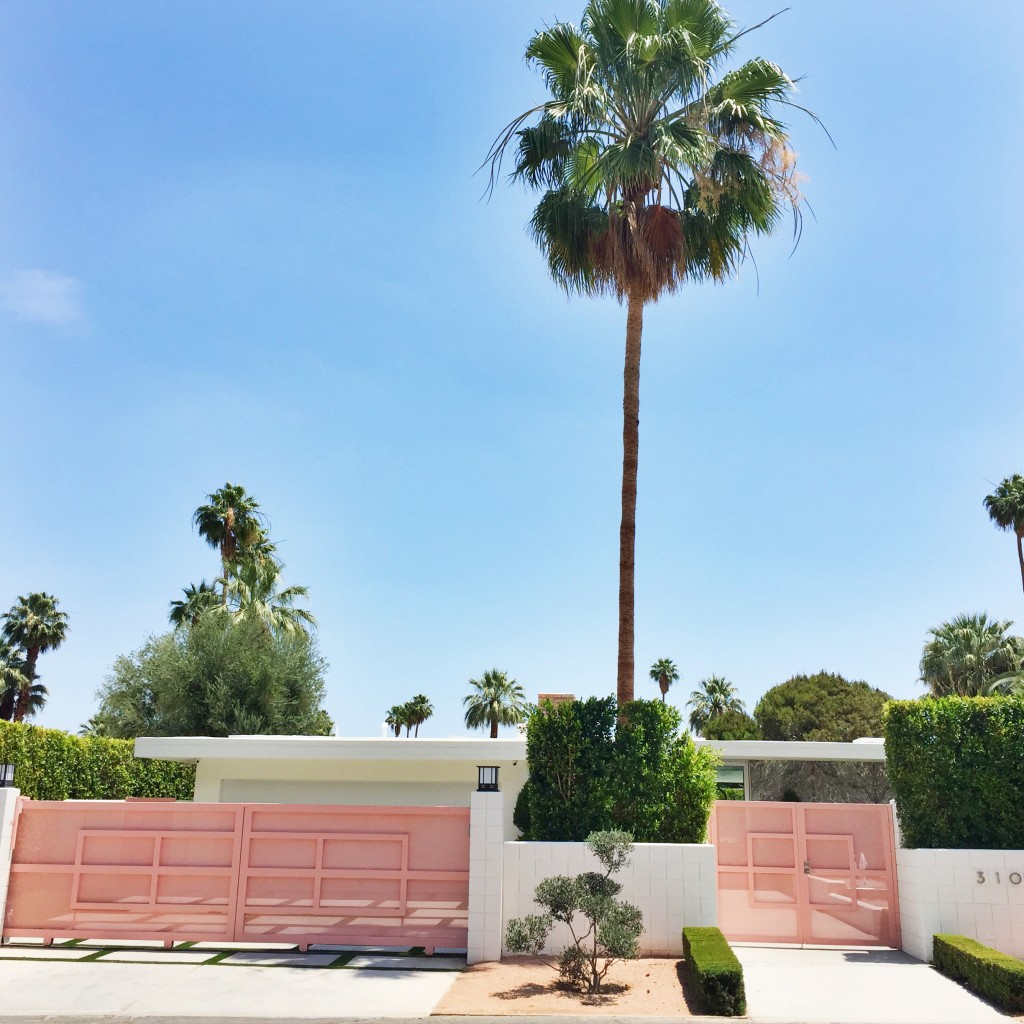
[
  {"left": 920, "top": 613, "right": 1024, "bottom": 696},
  {"left": 408, "top": 694, "right": 434, "bottom": 737},
  {"left": 385, "top": 705, "right": 405, "bottom": 737},
  {"left": 0, "top": 640, "right": 28, "bottom": 722},
  {"left": 464, "top": 669, "right": 528, "bottom": 738},
  {"left": 222, "top": 560, "right": 316, "bottom": 636},
  {"left": 169, "top": 581, "right": 220, "bottom": 628},
  {"left": 687, "top": 675, "right": 745, "bottom": 736},
  {"left": 985, "top": 476, "right": 1024, "bottom": 594},
  {"left": 2, "top": 592, "right": 69, "bottom": 722},
  {"left": 648, "top": 658, "right": 679, "bottom": 702}
]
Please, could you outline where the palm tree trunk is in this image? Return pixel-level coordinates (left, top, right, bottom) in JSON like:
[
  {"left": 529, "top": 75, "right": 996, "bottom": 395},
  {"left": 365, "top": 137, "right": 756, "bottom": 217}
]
[
  {"left": 13, "top": 647, "right": 39, "bottom": 723},
  {"left": 1017, "top": 531, "right": 1024, "bottom": 595},
  {"left": 617, "top": 291, "right": 643, "bottom": 708},
  {"left": 490, "top": 716, "right": 498, "bottom": 739}
]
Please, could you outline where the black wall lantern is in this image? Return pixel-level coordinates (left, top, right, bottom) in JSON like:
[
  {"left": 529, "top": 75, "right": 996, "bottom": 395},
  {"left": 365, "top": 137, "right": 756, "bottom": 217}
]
[
  {"left": 0, "top": 762, "right": 15, "bottom": 788},
  {"left": 477, "top": 765, "right": 500, "bottom": 792}
]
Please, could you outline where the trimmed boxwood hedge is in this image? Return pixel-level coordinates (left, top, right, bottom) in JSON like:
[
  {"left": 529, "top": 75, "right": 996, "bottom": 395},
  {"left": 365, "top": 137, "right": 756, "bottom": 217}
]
[
  {"left": 682, "top": 926, "right": 746, "bottom": 1016},
  {"left": 0, "top": 721, "right": 194, "bottom": 800},
  {"left": 883, "top": 696, "right": 1024, "bottom": 849},
  {"left": 933, "top": 934, "right": 1024, "bottom": 1013}
]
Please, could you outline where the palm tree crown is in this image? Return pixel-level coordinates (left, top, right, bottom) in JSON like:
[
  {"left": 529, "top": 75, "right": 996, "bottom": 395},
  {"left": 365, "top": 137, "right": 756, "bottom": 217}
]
[
  {"left": 169, "top": 581, "right": 220, "bottom": 628},
  {"left": 649, "top": 657, "right": 679, "bottom": 701},
  {"left": 489, "top": 0, "right": 807, "bottom": 704},
  {"left": 222, "top": 560, "right": 317, "bottom": 636},
  {"left": 687, "top": 674, "right": 744, "bottom": 735},
  {"left": 920, "top": 613, "right": 1024, "bottom": 697},
  {"left": 1, "top": 592, "right": 69, "bottom": 722},
  {"left": 193, "top": 484, "right": 267, "bottom": 603},
  {"left": 463, "top": 669, "right": 529, "bottom": 738},
  {"left": 984, "top": 475, "right": 1024, "bottom": 594}
]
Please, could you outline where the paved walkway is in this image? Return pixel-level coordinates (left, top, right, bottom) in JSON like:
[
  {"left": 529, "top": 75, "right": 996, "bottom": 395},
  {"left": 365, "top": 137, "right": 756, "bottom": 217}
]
[{"left": 734, "top": 945, "right": 1008, "bottom": 1023}]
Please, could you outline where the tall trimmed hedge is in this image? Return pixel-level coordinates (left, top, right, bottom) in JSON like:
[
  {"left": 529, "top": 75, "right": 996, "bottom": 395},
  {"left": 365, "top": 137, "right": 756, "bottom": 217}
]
[
  {"left": 0, "top": 721, "right": 194, "bottom": 800},
  {"left": 883, "top": 696, "right": 1024, "bottom": 849}
]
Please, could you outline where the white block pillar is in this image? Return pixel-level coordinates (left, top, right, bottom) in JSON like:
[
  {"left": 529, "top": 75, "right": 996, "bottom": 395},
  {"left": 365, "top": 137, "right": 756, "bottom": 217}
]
[
  {"left": 467, "top": 788, "right": 505, "bottom": 965},
  {"left": 0, "top": 788, "right": 20, "bottom": 936}
]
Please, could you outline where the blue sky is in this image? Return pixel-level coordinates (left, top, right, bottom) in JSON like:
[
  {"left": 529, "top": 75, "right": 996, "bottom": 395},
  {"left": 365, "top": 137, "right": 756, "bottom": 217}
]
[{"left": 3, "top": 1, "right": 1024, "bottom": 739}]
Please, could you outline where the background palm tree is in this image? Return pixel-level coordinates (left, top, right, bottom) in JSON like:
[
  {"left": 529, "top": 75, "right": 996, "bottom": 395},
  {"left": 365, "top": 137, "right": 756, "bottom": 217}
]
[
  {"left": 193, "top": 484, "right": 267, "bottom": 604},
  {"left": 408, "top": 694, "right": 434, "bottom": 737},
  {"left": 385, "top": 705, "right": 405, "bottom": 737},
  {"left": 984, "top": 475, "right": 1024, "bottom": 594},
  {"left": 920, "top": 613, "right": 1024, "bottom": 696},
  {"left": 464, "top": 669, "right": 529, "bottom": 738},
  {"left": 0, "top": 640, "right": 28, "bottom": 722},
  {"left": 1, "top": 592, "right": 69, "bottom": 722},
  {"left": 222, "top": 560, "right": 316, "bottom": 636},
  {"left": 489, "top": 0, "right": 806, "bottom": 705},
  {"left": 687, "top": 674, "right": 745, "bottom": 735},
  {"left": 169, "top": 581, "right": 220, "bottom": 628},
  {"left": 648, "top": 657, "right": 679, "bottom": 702}
]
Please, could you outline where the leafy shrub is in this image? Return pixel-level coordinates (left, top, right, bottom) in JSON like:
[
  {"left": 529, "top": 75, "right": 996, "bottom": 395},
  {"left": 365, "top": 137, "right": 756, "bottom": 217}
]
[
  {"left": 505, "top": 830, "right": 642, "bottom": 994},
  {"left": 884, "top": 696, "right": 1024, "bottom": 848},
  {"left": 754, "top": 672, "right": 892, "bottom": 741},
  {"left": 682, "top": 926, "right": 746, "bottom": 1016},
  {"left": 933, "top": 934, "right": 1024, "bottom": 1013},
  {"left": 522, "top": 697, "right": 719, "bottom": 842},
  {"left": 716, "top": 787, "right": 744, "bottom": 800},
  {"left": 703, "top": 709, "right": 762, "bottom": 740},
  {"left": 0, "top": 721, "right": 193, "bottom": 800}
]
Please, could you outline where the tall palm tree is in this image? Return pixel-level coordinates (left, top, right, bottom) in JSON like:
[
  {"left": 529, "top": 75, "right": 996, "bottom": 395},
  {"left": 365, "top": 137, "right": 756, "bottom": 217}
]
[
  {"left": 408, "top": 694, "right": 434, "bottom": 737},
  {"left": 984, "top": 475, "right": 1024, "bottom": 594},
  {"left": 920, "top": 613, "right": 1024, "bottom": 697},
  {"left": 169, "top": 581, "right": 220, "bottom": 628},
  {"left": 222, "top": 560, "right": 316, "bottom": 636},
  {"left": 489, "top": 0, "right": 807, "bottom": 705},
  {"left": 648, "top": 657, "right": 679, "bottom": 702},
  {"left": 686, "top": 674, "right": 744, "bottom": 735},
  {"left": 193, "top": 484, "right": 267, "bottom": 605},
  {"left": 1, "top": 592, "right": 69, "bottom": 722},
  {"left": 464, "top": 669, "right": 529, "bottom": 738}
]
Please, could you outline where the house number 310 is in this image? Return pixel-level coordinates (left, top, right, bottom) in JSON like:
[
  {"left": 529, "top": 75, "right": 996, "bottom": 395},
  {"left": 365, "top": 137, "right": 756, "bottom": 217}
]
[{"left": 976, "top": 871, "right": 1023, "bottom": 884}]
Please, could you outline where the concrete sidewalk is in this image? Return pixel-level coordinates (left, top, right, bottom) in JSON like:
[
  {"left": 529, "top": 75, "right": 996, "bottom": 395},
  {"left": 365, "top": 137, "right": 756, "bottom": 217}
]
[{"left": 734, "top": 945, "right": 1008, "bottom": 1023}]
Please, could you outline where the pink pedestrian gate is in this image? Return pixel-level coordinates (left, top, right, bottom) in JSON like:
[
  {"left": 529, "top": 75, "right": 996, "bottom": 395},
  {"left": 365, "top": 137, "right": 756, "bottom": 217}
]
[
  {"left": 2, "top": 799, "right": 470, "bottom": 952},
  {"left": 710, "top": 801, "right": 900, "bottom": 947}
]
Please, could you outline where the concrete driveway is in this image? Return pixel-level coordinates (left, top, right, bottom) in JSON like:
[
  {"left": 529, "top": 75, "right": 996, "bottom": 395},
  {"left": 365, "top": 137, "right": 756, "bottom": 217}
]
[
  {"left": 0, "top": 953, "right": 460, "bottom": 1020},
  {"left": 734, "top": 945, "right": 1009, "bottom": 1023}
]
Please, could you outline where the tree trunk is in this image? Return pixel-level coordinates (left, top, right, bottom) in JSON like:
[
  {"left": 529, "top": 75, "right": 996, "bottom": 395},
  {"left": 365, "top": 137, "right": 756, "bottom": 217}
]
[
  {"left": 617, "top": 291, "right": 643, "bottom": 708},
  {"left": 1017, "top": 531, "right": 1024, "bottom": 595},
  {"left": 490, "top": 716, "right": 498, "bottom": 739},
  {"left": 13, "top": 647, "right": 39, "bottom": 723}
]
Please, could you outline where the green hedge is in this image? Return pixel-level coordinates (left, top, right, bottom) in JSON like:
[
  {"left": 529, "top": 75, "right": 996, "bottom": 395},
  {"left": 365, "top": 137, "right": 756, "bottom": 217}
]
[
  {"left": 933, "top": 934, "right": 1024, "bottom": 1013},
  {"left": 682, "top": 926, "right": 746, "bottom": 1016},
  {"left": 883, "top": 697, "right": 1024, "bottom": 848},
  {"left": 0, "top": 721, "right": 194, "bottom": 800}
]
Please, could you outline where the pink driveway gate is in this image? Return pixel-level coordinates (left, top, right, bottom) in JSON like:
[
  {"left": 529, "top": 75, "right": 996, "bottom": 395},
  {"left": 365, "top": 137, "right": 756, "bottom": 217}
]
[
  {"left": 710, "top": 801, "right": 900, "bottom": 947},
  {"left": 2, "top": 799, "right": 469, "bottom": 952}
]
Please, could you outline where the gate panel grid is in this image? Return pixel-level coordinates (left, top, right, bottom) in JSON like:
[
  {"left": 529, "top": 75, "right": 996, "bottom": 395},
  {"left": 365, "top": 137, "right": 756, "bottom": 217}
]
[
  {"left": 710, "top": 801, "right": 899, "bottom": 947},
  {"left": 3, "top": 799, "right": 470, "bottom": 951}
]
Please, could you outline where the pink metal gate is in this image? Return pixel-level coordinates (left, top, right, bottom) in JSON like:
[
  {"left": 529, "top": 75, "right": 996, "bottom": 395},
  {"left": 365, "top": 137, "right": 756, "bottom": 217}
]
[
  {"left": 710, "top": 801, "right": 900, "bottom": 947},
  {"left": 2, "top": 799, "right": 469, "bottom": 951}
]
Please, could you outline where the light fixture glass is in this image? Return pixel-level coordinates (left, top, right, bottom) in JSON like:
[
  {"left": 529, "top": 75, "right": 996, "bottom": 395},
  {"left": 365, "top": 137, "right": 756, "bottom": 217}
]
[
  {"left": 0, "top": 762, "right": 15, "bottom": 788},
  {"left": 477, "top": 765, "right": 499, "bottom": 792}
]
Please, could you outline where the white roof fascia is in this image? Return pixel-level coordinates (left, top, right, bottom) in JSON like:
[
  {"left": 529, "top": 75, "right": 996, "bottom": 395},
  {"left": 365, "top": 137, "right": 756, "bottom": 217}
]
[
  {"left": 134, "top": 735, "right": 528, "bottom": 763},
  {"left": 698, "top": 739, "right": 886, "bottom": 762}
]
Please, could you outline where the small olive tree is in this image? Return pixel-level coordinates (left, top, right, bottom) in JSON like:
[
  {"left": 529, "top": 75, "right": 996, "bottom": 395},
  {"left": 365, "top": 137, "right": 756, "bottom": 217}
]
[{"left": 504, "top": 830, "right": 642, "bottom": 994}]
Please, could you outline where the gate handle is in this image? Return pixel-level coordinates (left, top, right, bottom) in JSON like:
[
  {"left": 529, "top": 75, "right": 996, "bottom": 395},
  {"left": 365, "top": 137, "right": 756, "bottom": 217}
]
[{"left": 803, "top": 860, "right": 810, "bottom": 874}]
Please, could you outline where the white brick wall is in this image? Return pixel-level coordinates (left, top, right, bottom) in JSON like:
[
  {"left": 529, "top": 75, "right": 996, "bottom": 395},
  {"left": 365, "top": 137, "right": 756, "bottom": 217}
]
[
  {"left": 897, "top": 847, "right": 1024, "bottom": 961},
  {"left": 501, "top": 841, "right": 717, "bottom": 957},
  {"left": 467, "top": 790, "right": 505, "bottom": 964},
  {"left": 0, "top": 788, "right": 19, "bottom": 930}
]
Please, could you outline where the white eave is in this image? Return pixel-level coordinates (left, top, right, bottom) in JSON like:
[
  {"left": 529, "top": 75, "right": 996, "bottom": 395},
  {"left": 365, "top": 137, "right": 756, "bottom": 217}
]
[{"left": 134, "top": 734, "right": 886, "bottom": 765}]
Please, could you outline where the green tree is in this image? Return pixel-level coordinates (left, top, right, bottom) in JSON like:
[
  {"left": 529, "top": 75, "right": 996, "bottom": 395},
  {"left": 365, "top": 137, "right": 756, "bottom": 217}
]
[
  {"left": 984, "top": 475, "right": 1024, "bottom": 594},
  {"left": 222, "top": 559, "right": 316, "bottom": 636},
  {"left": 193, "top": 483, "right": 267, "bottom": 604},
  {"left": 94, "top": 615, "right": 332, "bottom": 738},
  {"left": 702, "top": 708, "right": 762, "bottom": 740},
  {"left": 489, "top": 0, "right": 806, "bottom": 705},
  {"left": 169, "top": 581, "right": 219, "bottom": 628},
  {"left": 408, "top": 693, "right": 434, "bottom": 737},
  {"left": 1, "top": 592, "right": 69, "bottom": 722},
  {"left": 919, "top": 613, "right": 1024, "bottom": 697},
  {"left": 648, "top": 657, "right": 679, "bottom": 702},
  {"left": 463, "top": 669, "right": 529, "bottom": 738},
  {"left": 686, "top": 675, "right": 744, "bottom": 735},
  {"left": 754, "top": 672, "right": 892, "bottom": 741}
]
